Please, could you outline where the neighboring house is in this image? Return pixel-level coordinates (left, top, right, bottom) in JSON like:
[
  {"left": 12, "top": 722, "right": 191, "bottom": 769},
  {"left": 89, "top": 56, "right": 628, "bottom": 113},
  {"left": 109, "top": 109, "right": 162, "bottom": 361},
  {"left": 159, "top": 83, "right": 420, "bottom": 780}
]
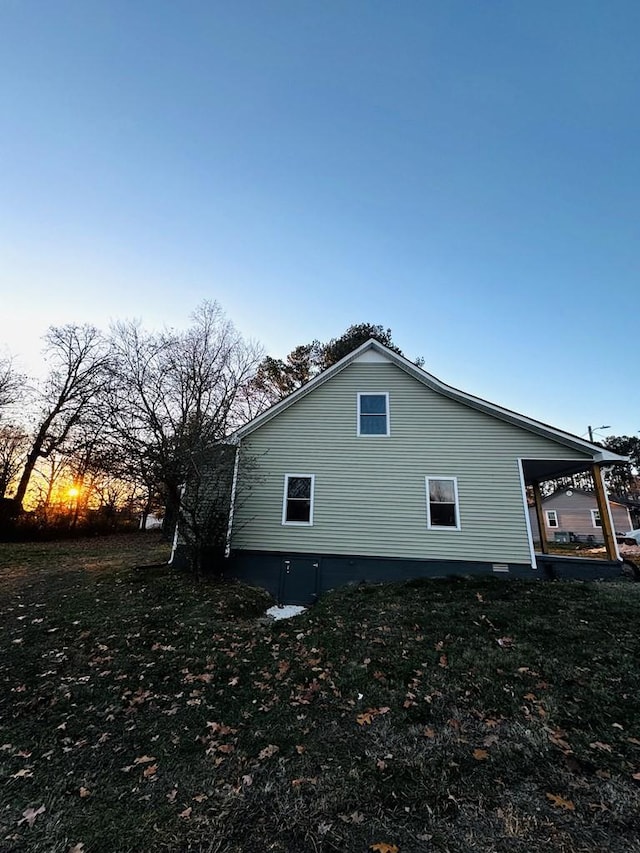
[
  {"left": 139, "top": 512, "right": 164, "bottom": 530},
  {"left": 176, "top": 340, "right": 627, "bottom": 603},
  {"left": 528, "top": 489, "right": 632, "bottom": 545}
]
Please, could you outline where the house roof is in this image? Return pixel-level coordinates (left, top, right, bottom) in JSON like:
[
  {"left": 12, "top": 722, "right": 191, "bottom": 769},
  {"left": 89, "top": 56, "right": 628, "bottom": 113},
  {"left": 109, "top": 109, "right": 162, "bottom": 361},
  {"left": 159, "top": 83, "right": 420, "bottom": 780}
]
[
  {"left": 541, "top": 488, "right": 628, "bottom": 507},
  {"left": 233, "top": 339, "right": 627, "bottom": 466}
]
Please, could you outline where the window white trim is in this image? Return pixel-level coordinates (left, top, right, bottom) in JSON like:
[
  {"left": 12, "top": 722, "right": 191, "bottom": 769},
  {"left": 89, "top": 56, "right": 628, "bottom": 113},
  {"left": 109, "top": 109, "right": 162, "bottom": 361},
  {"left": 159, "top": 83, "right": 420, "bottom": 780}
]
[
  {"left": 357, "top": 392, "right": 390, "bottom": 437},
  {"left": 282, "top": 473, "right": 315, "bottom": 526},
  {"left": 545, "top": 510, "right": 558, "bottom": 528},
  {"left": 590, "top": 508, "right": 602, "bottom": 528},
  {"left": 425, "top": 476, "right": 461, "bottom": 531}
]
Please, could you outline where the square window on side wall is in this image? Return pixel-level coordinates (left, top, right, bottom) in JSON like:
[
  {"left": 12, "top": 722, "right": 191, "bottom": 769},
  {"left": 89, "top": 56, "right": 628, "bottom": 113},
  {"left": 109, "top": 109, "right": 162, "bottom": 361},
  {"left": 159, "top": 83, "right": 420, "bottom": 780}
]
[
  {"left": 426, "top": 477, "right": 460, "bottom": 530},
  {"left": 282, "top": 474, "right": 315, "bottom": 525}
]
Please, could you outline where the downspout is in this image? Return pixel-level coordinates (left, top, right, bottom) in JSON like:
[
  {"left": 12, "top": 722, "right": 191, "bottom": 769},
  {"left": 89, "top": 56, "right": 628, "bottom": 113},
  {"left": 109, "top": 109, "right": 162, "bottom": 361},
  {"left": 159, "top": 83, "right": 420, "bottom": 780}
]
[
  {"left": 225, "top": 444, "right": 241, "bottom": 559},
  {"left": 168, "top": 483, "right": 186, "bottom": 565}
]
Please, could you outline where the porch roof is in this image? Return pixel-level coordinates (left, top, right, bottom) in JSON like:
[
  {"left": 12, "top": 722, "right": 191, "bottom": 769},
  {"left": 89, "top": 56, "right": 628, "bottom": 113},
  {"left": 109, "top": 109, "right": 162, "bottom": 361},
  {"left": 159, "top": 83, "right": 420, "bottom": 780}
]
[{"left": 521, "top": 458, "right": 611, "bottom": 484}]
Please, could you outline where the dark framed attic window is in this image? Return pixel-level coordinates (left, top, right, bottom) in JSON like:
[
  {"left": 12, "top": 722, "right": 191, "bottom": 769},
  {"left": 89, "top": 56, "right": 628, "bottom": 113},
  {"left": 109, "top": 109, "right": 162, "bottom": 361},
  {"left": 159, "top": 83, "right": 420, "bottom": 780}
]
[{"left": 282, "top": 474, "right": 315, "bottom": 525}]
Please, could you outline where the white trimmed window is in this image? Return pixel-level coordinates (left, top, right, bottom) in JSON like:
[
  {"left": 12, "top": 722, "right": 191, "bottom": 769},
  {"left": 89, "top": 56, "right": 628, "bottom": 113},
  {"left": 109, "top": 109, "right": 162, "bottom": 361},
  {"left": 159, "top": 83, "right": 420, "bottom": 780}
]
[
  {"left": 426, "top": 477, "right": 460, "bottom": 530},
  {"left": 282, "top": 474, "right": 315, "bottom": 525},
  {"left": 357, "top": 392, "right": 390, "bottom": 436},
  {"left": 591, "top": 509, "right": 602, "bottom": 528},
  {"left": 546, "top": 510, "right": 558, "bottom": 528}
]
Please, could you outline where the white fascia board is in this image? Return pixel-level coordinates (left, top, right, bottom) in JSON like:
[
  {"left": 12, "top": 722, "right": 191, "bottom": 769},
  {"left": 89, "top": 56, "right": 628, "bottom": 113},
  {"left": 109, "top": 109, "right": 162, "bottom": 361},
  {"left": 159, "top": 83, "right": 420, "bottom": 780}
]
[
  {"left": 376, "top": 346, "right": 628, "bottom": 463},
  {"left": 233, "top": 339, "right": 628, "bottom": 464}
]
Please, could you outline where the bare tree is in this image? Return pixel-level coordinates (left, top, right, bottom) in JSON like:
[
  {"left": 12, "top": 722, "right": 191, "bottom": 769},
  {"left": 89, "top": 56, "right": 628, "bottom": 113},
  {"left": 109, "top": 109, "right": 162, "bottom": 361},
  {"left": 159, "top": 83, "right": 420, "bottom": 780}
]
[
  {"left": 0, "top": 357, "right": 23, "bottom": 419},
  {"left": 29, "top": 452, "right": 68, "bottom": 524},
  {"left": 12, "top": 324, "right": 110, "bottom": 510},
  {"left": 177, "top": 444, "right": 261, "bottom": 579},
  {"left": 0, "top": 424, "right": 29, "bottom": 499},
  {"left": 107, "top": 301, "right": 263, "bottom": 542}
]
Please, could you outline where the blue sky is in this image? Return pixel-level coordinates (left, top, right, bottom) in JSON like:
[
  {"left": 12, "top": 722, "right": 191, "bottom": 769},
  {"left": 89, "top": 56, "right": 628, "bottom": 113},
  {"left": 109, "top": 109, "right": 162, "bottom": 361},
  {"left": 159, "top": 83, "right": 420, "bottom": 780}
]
[{"left": 1, "top": 0, "right": 638, "bottom": 440}]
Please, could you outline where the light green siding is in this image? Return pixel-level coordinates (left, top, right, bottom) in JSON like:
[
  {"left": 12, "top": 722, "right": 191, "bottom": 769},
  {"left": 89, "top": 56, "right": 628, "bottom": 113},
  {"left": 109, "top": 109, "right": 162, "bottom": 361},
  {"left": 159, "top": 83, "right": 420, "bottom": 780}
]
[{"left": 231, "top": 362, "right": 592, "bottom": 564}]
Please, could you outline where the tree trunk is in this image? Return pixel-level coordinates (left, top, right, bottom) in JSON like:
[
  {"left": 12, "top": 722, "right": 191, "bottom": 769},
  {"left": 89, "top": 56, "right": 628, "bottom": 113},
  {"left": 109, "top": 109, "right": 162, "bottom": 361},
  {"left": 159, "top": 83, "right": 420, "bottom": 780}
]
[{"left": 13, "top": 411, "right": 58, "bottom": 509}]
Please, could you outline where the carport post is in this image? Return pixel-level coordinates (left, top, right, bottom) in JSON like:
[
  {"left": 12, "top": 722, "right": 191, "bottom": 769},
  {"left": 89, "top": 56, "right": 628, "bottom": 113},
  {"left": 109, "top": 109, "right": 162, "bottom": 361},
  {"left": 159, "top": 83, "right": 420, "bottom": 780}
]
[
  {"left": 592, "top": 465, "right": 620, "bottom": 561},
  {"left": 532, "top": 481, "right": 549, "bottom": 555}
]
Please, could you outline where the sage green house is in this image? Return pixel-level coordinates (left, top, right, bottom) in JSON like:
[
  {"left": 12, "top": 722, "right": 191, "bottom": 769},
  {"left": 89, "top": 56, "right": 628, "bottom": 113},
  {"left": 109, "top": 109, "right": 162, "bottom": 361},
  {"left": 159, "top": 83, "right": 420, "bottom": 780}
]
[{"left": 223, "top": 340, "right": 626, "bottom": 603}]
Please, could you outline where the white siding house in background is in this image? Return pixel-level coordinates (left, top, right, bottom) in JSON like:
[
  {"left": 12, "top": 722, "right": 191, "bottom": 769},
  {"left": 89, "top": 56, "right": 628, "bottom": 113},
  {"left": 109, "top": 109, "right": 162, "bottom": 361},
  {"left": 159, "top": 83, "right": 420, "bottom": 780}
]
[
  {"left": 528, "top": 489, "right": 632, "bottom": 544},
  {"left": 186, "top": 340, "right": 627, "bottom": 603}
]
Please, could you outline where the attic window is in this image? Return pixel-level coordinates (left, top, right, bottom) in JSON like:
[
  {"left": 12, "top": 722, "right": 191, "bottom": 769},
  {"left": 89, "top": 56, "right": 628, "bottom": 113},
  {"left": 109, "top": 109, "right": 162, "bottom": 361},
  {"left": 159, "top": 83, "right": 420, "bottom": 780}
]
[
  {"left": 546, "top": 510, "right": 558, "bottom": 528},
  {"left": 282, "top": 474, "right": 315, "bottom": 525},
  {"left": 357, "top": 393, "right": 389, "bottom": 436}
]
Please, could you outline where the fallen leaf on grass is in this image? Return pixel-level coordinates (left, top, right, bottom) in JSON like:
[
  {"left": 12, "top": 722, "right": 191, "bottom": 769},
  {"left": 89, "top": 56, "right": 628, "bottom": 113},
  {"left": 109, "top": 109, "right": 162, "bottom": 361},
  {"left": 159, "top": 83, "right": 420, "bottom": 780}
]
[
  {"left": 10, "top": 769, "right": 33, "bottom": 779},
  {"left": 18, "top": 804, "right": 45, "bottom": 827},
  {"left": 206, "top": 721, "right": 237, "bottom": 735},
  {"left": 258, "top": 744, "right": 279, "bottom": 760},
  {"left": 133, "top": 755, "right": 157, "bottom": 765},
  {"left": 143, "top": 764, "right": 158, "bottom": 778},
  {"left": 339, "top": 811, "right": 364, "bottom": 823},
  {"left": 548, "top": 731, "right": 572, "bottom": 753},
  {"left": 68, "top": 844, "right": 85, "bottom": 853},
  {"left": 546, "top": 793, "right": 575, "bottom": 811},
  {"left": 357, "top": 707, "right": 390, "bottom": 726},
  {"left": 473, "top": 749, "right": 489, "bottom": 761},
  {"left": 178, "top": 806, "right": 192, "bottom": 819},
  {"left": 589, "top": 741, "right": 613, "bottom": 753},
  {"left": 370, "top": 844, "right": 399, "bottom": 853},
  {"left": 632, "top": 772, "right": 640, "bottom": 781},
  {"left": 423, "top": 727, "right": 436, "bottom": 738},
  {"left": 79, "top": 787, "right": 91, "bottom": 798},
  {"left": 166, "top": 789, "right": 178, "bottom": 802}
]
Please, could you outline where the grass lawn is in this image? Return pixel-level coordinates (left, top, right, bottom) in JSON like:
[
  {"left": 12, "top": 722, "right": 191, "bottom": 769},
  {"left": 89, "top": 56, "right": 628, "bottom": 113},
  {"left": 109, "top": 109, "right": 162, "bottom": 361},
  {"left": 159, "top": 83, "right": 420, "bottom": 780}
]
[{"left": 1, "top": 534, "right": 639, "bottom": 852}]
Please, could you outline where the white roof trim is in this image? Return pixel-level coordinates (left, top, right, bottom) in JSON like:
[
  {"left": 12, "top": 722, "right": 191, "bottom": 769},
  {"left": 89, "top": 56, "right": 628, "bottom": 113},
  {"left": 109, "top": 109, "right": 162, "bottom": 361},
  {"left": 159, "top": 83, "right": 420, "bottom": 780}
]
[{"left": 233, "top": 340, "right": 627, "bottom": 464}]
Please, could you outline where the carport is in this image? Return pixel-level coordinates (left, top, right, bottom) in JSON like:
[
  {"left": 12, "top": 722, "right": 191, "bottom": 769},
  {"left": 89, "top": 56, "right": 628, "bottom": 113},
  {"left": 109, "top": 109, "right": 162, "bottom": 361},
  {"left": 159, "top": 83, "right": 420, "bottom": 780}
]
[{"left": 521, "top": 453, "right": 627, "bottom": 576}]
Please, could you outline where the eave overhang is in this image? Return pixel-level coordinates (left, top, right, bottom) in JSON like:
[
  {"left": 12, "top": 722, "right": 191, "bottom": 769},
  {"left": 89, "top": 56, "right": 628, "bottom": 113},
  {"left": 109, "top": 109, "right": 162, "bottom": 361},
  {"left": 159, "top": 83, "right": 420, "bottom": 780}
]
[{"left": 232, "top": 340, "right": 628, "bottom": 468}]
